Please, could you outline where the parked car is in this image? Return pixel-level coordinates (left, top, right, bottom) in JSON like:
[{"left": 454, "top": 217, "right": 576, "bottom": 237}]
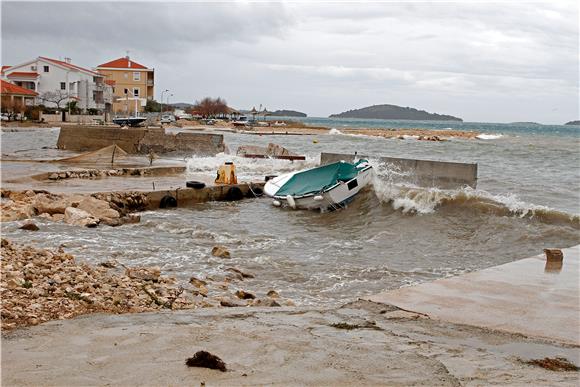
[
  {"left": 160, "top": 114, "right": 176, "bottom": 124},
  {"left": 175, "top": 112, "right": 193, "bottom": 120}
]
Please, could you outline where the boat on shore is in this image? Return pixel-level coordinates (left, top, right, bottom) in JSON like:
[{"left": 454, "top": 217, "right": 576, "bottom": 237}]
[
  {"left": 112, "top": 117, "right": 147, "bottom": 127},
  {"left": 264, "top": 159, "right": 373, "bottom": 211}
]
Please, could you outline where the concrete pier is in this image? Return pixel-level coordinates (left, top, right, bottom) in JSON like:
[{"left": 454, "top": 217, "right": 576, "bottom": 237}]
[
  {"left": 367, "top": 245, "right": 580, "bottom": 344},
  {"left": 57, "top": 126, "right": 225, "bottom": 155},
  {"left": 144, "top": 182, "right": 265, "bottom": 209},
  {"left": 320, "top": 152, "right": 478, "bottom": 189}
]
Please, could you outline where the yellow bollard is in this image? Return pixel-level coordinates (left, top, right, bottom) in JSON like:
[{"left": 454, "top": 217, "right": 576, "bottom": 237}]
[{"left": 215, "top": 162, "right": 238, "bottom": 185}]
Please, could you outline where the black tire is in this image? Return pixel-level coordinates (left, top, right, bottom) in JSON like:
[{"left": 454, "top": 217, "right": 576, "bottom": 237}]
[
  {"left": 225, "top": 187, "right": 244, "bottom": 201},
  {"left": 186, "top": 181, "right": 206, "bottom": 189},
  {"left": 159, "top": 195, "right": 177, "bottom": 208},
  {"left": 265, "top": 175, "right": 277, "bottom": 182}
]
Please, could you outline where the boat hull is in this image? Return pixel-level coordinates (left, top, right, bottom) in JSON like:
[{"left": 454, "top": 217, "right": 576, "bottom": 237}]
[{"left": 266, "top": 165, "right": 373, "bottom": 211}]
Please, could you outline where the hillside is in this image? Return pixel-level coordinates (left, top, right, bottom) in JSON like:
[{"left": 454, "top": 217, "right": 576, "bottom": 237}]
[
  {"left": 564, "top": 120, "right": 580, "bottom": 125},
  {"left": 268, "top": 110, "right": 307, "bottom": 117},
  {"left": 329, "top": 104, "right": 462, "bottom": 121}
]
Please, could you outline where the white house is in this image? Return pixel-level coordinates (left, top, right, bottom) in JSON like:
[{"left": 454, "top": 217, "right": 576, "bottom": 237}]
[{"left": 1, "top": 57, "right": 112, "bottom": 112}]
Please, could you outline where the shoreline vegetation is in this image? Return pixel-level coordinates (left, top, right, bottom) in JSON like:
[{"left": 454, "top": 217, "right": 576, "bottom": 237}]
[{"left": 329, "top": 104, "right": 463, "bottom": 121}]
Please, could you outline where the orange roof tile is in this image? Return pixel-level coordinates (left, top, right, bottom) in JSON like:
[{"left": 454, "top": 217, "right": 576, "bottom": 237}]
[
  {"left": 39, "top": 56, "right": 101, "bottom": 76},
  {"left": 105, "top": 79, "right": 116, "bottom": 86},
  {"left": 1, "top": 65, "right": 11, "bottom": 74},
  {"left": 1, "top": 80, "right": 38, "bottom": 96},
  {"left": 97, "top": 57, "right": 148, "bottom": 69},
  {"left": 7, "top": 71, "right": 39, "bottom": 78}
]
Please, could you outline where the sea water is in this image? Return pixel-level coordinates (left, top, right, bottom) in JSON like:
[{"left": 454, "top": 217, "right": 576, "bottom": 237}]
[{"left": 1, "top": 120, "right": 579, "bottom": 306}]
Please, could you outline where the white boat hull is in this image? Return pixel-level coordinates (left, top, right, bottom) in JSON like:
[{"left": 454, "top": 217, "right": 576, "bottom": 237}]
[{"left": 265, "top": 165, "right": 373, "bottom": 211}]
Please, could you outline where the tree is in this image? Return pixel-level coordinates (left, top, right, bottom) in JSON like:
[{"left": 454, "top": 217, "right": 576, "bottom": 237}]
[
  {"left": 39, "top": 90, "right": 69, "bottom": 109},
  {"left": 65, "top": 100, "right": 81, "bottom": 114},
  {"left": 192, "top": 97, "right": 228, "bottom": 118},
  {"left": 144, "top": 99, "right": 161, "bottom": 113}
]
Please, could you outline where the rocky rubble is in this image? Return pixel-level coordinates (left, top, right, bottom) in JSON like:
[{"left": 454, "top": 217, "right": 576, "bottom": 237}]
[
  {"left": 1, "top": 189, "right": 147, "bottom": 227},
  {"left": 47, "top": 168, "right": 157, "bottom": 181},
  {"left": 1, "top": 239, "right": 294, "bottom": 331}
]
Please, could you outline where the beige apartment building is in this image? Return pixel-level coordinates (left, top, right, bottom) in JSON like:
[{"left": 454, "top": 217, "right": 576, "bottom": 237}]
[{"left": 95, "top": 56, "right": 154, "bottom": 114}]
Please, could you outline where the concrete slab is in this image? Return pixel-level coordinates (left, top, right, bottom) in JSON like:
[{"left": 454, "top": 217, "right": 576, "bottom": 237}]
[
  {"left": 367, "top": 245, "right": 580, "bottom": 344},
  {"left": 320, "top": 152, "right": 478, "bottom": 189}
]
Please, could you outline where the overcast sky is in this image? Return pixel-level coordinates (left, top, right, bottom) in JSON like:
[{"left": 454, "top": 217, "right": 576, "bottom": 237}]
[{"left": 2, "top": 0, "right": 578, "bottom": 123}]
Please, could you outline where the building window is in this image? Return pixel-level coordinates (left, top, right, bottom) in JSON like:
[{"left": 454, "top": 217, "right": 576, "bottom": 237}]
[
  {"left": 133, "top": 72, "right": 141, "bottom": 81},
  {"left": 133, "top": 88, "right": 140, "bottom": 97},
  {"left": 60, "top": 82, "right": 66, "bottom": 90},
  {"left": 31, "top": 65, "right": 36, "bottom": 71},
  {"left": 124, "top": 73, "right": 128, "bottom": 79},
  {"left": 43, "top": 66, "right": 49, "bottom": 72}
]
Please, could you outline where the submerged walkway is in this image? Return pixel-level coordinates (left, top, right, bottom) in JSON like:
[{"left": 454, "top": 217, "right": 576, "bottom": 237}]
[{"left": 367, "top": 245, "right": 580, "bottom": 345}]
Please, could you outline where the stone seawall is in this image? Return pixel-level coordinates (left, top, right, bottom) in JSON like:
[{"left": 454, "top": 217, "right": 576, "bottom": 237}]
[{"left": 57, "top": 126, "right": 225, "bottom": 155}]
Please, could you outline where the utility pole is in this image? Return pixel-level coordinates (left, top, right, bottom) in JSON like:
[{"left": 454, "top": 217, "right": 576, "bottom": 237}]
[{"left": 160, "top": 89, "right": 169, "bottom": 116}]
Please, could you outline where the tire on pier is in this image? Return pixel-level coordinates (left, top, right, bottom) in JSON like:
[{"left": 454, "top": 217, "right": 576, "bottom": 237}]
[
  {"left": 159, "top": 195, "right": 178, "bottom": 209},
  {"left": 225, "top": 187, "right": 244, "bottom": 201},
  {"left": 186, "top": 181, "right": 206, "bottom": 189}
]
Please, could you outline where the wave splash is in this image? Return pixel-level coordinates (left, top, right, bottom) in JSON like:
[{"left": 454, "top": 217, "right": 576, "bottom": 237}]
[
  {"left": 476, "top": 133, "right": 503, "bottom": 140},
  {"left": 185, "top": 152, "right": 318, "bottom": 180},
  {"left": 370, "top": 160, "right": 578, "bottom": 225}
]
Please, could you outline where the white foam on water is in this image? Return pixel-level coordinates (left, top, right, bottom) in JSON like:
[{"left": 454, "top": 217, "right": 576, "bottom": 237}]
[
  {"left": 476, "top": 133, "right": 503, "bottom": 140},
  {"left": 369, "top": 159, "right": 579, "bottom": 222},
  {"left": 328, "top": 128, "right": 343, "bottom": 135},
  {"left": 185, "top": 152, "right": 318, "bottom": 180}
]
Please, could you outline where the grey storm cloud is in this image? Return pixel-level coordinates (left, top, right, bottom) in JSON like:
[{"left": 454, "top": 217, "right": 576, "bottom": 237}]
[
  {"left": 1, "top": 1, "right": 578, "bottom": 123},
  {"left": 2, "top": 2, "right": 292, "bottom": 52}
]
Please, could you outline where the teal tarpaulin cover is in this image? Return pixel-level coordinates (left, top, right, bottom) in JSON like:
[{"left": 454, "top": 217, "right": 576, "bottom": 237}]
[{"left": 275, "top": 161, "right": 363, "bottom": 197}]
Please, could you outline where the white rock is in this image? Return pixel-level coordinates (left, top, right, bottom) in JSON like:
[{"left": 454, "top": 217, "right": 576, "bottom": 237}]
[
  {"left": 77, "top": 197, "right": 120, "bottom": 220},
  {"left": 64, "top": 207, "right": 99, "bottom": 228}
]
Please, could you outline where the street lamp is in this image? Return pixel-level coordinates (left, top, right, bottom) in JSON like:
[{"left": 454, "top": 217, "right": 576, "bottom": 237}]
[{"left": 160, "top": 89, "right": 169, "bottom": 116}]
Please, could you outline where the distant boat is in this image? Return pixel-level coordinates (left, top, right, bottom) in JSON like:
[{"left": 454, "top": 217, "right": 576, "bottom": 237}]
[
  {"left": 264, "top": 160, "right": 373, "bottom": 211},
  {"left": 112, "top": 117, "right": 147, "bottom": 127},
  {"left": 233, "top": 116, "right": 250, "bottom": 127}
]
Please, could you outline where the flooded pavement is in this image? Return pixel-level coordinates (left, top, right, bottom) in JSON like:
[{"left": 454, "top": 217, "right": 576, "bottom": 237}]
[{"left": 3, "top": 300, "right": 579, "bottom": 386}]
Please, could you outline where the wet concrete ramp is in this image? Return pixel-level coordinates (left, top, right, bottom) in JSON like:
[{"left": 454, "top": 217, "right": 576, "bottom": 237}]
[{"left": 367, "top": 245, "right": 580, "bottom": 344}]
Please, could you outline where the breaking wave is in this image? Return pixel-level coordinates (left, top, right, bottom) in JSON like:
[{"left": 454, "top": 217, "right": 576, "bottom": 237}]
[
  {"left": 476, "top": 133, "right": 503, "bottom": 140},
  {"left": 370, "top": 161, "right": 579, "bottom": 226}
]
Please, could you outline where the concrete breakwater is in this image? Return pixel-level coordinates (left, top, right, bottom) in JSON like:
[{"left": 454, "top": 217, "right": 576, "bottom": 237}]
[
  {"left": 57, "top": 126, "right": 225, "bottom": 155},
  {"left": 320, "top": 152, "right": 478, "bottom": 189}
]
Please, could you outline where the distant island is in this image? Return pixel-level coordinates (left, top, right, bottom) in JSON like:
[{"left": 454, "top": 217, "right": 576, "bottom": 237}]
[
  {"left": 329, "top": 104, "right": 462, "bottom": 121},
  {"left": 564, "top": 120, "right": 580, "bottom": 125},
  {"left": 268, "top": 110, "right": 307, "bottom": 117}
]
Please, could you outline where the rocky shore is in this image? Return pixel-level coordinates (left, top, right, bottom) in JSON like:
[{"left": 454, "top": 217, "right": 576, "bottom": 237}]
[
  {"left": 1, "top": 189, "right": 147, "bottom": 226},
  {"left": 1, "top": 239, "right": 292, "bottom": 331},
  {"left": 234, "top": 125, "right": 479, "bottom": 140}
]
